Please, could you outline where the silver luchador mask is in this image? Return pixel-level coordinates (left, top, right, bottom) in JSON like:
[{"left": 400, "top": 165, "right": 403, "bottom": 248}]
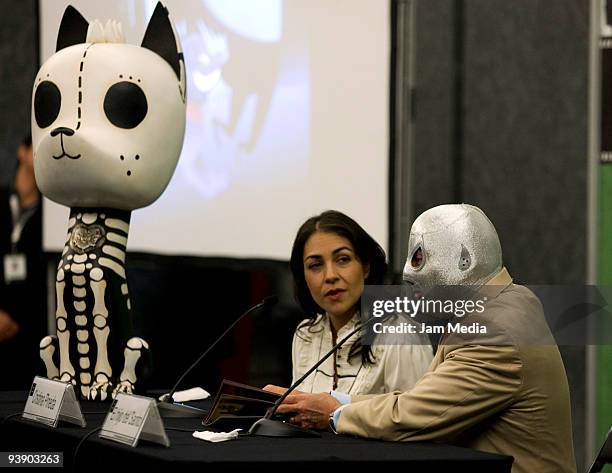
[{"left": 403, "top": 204, "right": 502, "bottom": 288}]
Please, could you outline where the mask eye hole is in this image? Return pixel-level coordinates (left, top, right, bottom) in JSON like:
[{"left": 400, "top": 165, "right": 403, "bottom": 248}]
[
  {"left": 103, "top": 81, "right": 148, "bottom": 129},
  {"left": 34, "top": 81, "right": 62, "bottom": 128},
  {"left": 410, "top": 246, "right": 424, "bottom": 270}
]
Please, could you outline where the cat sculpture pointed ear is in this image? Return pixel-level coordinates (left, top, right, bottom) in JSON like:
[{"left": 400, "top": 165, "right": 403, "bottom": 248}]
[
  {"left": 141, "top": 2, "right": 183, "bottom": 82},
  {"left": 56, "top": 5, "right": 89, "bottom": 52},
  {"left": 32, "top": 2, "right": 187, "bottom": 211}
]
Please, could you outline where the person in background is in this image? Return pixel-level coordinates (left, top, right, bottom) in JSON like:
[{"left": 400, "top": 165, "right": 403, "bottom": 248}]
[
  {"left": 0, "top": 134, "right": 46, "bottom": 389},
  {"left": 266, "top": 210, "right": 433, "bottom": 397}
]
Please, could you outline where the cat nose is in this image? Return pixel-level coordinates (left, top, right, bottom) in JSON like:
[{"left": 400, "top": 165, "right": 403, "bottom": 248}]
[{"left": 50, "top": 127, "right": 75, "bottom": 137}]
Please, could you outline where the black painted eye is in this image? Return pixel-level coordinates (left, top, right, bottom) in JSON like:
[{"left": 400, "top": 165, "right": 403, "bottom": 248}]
[
  {"left": 103, "top": 81, "right": 148, "bottom": 129},
  {"left": 34, "top": 81, "right": 61, "bottom": 129}
]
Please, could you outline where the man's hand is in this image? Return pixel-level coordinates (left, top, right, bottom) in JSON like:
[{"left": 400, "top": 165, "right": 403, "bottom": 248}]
[
  {"left": 275, "top": 392, "right": 341, "bottom": 430},
  {"left": 0, "top": 309, "right": 19, "bottom": 343}
]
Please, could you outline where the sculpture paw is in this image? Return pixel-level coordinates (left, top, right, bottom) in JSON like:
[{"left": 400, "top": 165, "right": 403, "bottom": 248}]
[
  {"left": 59, "top": 371, "right": 76, "bottom": 385},
  {"left": 88, "top": 374, "right": 113, "bottom": 401},
  {"left": 39, "top": 335, "right": 59, "bottom": 379},
  {"left": 112, "top": 380, "right": 135, "bottom": 399}
]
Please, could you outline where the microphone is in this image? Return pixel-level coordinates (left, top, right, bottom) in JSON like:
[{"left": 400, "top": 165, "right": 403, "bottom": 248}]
[
  {"left": 248, "top": 311, "right": 392, "bottom": 437},
  {"left": 158, "top": 295, "right": 279, "bottom": 418}
]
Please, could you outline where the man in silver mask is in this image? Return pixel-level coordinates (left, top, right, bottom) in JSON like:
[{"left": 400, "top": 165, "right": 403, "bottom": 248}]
[
  {"left": 403, "top": 204, "right": 502, "bottom": 287},
  {"left": 403, "top": 204, "right": 503, "bottom": 325},
  {"left": 271, "top": 204, "right": 576, "bottom": 473}
]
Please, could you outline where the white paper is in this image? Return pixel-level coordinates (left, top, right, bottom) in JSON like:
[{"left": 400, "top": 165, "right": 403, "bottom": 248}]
[
  {"left": 168, "top": 387, "right": 210, "bottom": 403},
  {"left": 192, "top": 429, "right": 241, "bottom": 443}
]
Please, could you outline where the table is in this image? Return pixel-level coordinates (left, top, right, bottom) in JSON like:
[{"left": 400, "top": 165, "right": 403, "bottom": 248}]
[{"left": 0, "top": 391, "right": 513, "bottom": 472}]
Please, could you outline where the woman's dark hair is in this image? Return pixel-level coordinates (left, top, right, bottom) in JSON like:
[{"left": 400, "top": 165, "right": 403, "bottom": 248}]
[{"left": 290, "top": 210, "right": 388, "bottom": 365}]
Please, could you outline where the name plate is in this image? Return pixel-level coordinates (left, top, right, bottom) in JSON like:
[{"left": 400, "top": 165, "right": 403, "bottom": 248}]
[
  {"left": 22, "top": 376, "right": 86, "bottom": 428},
  {"left": 100, "top": 393, "right": 170, "bottom": 448}
]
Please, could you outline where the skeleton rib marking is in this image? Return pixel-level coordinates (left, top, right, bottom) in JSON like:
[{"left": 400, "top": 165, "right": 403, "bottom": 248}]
[
  {"left": 107, "top": 232, "right": 127, "bottom": 246},
  {"left": 102, "top": 245, "right": 125, "bottom": 262},
  {"left": 99, "top": 257, "right": 126, "bottom": 279},
  {"left": 105, "top": 218, "right": 129, "bottom": 233}
]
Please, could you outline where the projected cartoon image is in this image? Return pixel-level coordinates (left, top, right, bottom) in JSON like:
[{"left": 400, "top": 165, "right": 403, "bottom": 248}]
[
  {"left": 33, "top": 2, "right": 186, "bottom": 400},
  {"left": 132, "top": 0, "right": 308, "bottom": 203}
]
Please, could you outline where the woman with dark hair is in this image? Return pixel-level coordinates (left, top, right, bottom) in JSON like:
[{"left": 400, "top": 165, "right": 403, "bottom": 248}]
[{"left": 281, "top": 210, "right": 432, "bottom": 395}]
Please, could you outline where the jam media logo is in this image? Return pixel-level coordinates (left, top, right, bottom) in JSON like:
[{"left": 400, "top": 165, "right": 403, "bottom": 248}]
[{"left": 29, "top": 383, "right": 37, "bottom": 397}]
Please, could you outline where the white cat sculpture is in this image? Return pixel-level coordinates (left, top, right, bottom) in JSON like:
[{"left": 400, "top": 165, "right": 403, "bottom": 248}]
[{"left": 33, "top": 3, "right": 186, "bottom": 400}]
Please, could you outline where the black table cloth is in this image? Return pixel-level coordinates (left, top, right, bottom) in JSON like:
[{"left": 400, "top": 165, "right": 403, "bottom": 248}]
[{"left": 0, "top": 391, "right": 513, "bottom": 472}]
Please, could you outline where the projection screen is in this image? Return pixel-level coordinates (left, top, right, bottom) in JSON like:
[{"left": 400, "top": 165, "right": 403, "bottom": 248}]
[{"left": 39, "top": 0, "right": 390, "bottom": 259}]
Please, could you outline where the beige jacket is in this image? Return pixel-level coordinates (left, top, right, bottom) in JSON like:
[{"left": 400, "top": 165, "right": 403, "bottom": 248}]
[{"left": 336, "top": 268, "right": 576, "bottom": 473}]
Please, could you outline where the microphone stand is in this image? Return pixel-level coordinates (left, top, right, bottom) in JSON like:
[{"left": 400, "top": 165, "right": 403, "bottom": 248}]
[
  {"left": 157, "top": 296, "right": 278, "bottom": 418},
  {"left": 249, "top": 312, "right": 390, "bottom": 437}
]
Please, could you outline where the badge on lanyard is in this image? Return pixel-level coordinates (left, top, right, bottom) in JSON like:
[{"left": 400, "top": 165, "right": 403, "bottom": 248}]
[
  {"left": 5, "top": 194, "right": 31, "bottom": 283},
  {"left": 3, "top": 253, "right": 27, "bottom": 283}
]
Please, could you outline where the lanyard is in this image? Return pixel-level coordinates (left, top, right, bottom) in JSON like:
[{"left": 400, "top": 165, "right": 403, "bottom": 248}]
[{"left": 9, "top": 194, "right": 37, "bottom": 252}]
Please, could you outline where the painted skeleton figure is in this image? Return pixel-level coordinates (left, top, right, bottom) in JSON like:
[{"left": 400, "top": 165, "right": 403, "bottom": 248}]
[{"left": 33, "top": 3, "right": 186, "bottom": 400}]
